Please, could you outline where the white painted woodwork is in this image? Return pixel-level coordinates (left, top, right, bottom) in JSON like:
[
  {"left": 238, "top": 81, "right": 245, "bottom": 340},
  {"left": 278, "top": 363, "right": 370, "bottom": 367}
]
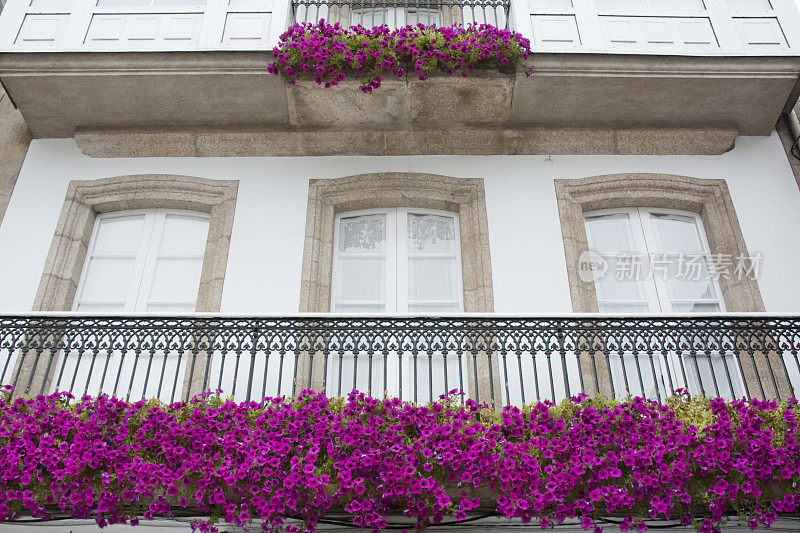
[
  {"left": 0, "top": 0, "right": 798, "bottom": 53},
  {"left": 331, "top": 208, "right": 464, "bottom": 314},
  {"left": 0, "top": 0, "right": 284, "bottom": 50},
  {"left": 328, "top": 208, "right": 465, "bottom": 401},
  {"left": 73, "top": 209, "right": 210, "bottom": 313}
]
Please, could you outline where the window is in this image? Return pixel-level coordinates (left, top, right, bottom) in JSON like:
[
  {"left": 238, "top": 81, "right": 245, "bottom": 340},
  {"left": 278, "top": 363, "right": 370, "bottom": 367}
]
[
  {"left": 584, "top": 206, "right": 744, "bottom": 399},
  {"left": 95, "top": 0, "right": 206, "bottom": 5},
  {"left": 74, "top": 209, "right": 210, "bottom": 313},
  {"left": 332, "top": 208, "right": 463, "bottom": 313},
  {"left": 349, "top": 7, "right": 442, "bottom": 28},
  {"left": 584, "top": 207, "right": 724, "bottom": 313}
]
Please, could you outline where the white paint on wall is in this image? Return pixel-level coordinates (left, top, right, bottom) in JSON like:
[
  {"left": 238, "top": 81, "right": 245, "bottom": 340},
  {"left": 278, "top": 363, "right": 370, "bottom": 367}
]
[{"left": 1, "top": 133, "right": 800, "bottom": 315}]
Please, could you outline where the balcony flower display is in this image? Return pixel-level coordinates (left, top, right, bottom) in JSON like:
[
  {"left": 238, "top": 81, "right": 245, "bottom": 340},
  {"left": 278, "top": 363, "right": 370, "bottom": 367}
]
[
  {"left": 0, "top": 388, "right": 798, "bottom": 533},
  {"left": 267, "top": 21, "right": 533, "bottom": 91}
]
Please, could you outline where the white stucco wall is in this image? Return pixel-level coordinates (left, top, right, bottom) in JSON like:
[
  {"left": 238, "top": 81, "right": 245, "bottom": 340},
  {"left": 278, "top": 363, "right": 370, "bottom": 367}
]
[{"left": 1, "top": 132, "right": 799, "bottom": 314}]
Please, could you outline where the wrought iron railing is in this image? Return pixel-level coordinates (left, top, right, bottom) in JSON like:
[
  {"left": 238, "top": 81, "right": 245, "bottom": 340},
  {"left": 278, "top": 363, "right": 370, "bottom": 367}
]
[
  {"left": 291, "top": 0, "right": 510, "bottom": 30},
  {"left": 1, "top": 315, "right": 799, "bottom": 407}
]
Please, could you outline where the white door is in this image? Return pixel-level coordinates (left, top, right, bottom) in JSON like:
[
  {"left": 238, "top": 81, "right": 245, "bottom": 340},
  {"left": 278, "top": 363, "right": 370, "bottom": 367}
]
[
  {"left": 57, "top": 209, "right": 210, "bottom": 402},
  {"left": 330, "top": 208, "right": 464, "bottom": 401},
  {"left": 584, "top": 207, "right": 744, "bottom": 400},
  {"left": 74, "top": 209, "right": 210, "bottom": 313}
]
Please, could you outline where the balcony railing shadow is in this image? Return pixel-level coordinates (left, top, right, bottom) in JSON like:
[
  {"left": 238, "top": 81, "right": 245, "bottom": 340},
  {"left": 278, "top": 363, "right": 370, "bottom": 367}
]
[
  {"left": 292, "top": 0, "right": 510, "bottom": 30},
  {"left": 1, "top": 314, "right": 798, "bottom": 406}
]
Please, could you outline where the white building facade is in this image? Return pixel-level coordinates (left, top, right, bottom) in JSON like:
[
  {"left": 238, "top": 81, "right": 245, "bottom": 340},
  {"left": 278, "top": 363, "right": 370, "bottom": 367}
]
[
  {"left": 0, "top": 0, "right": 800, "bottom": 413},
  {"left": 2, "top": 1, "right": 800, "bottom": 531}
]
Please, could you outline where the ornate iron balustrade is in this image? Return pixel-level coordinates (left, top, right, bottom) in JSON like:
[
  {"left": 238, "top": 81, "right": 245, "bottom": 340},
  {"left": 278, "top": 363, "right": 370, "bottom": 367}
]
[
  {"left": 1, "top": 315, "right": 799, "bottom": 406},
  {"left": 291, "top": 0, "right": 510, "bottom": 30}
]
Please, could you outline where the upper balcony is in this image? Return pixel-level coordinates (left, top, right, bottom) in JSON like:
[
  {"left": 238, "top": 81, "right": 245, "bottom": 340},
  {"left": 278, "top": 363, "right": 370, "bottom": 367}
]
[{"left": 1, "top": 0, "right": 800, "bottom": 155}]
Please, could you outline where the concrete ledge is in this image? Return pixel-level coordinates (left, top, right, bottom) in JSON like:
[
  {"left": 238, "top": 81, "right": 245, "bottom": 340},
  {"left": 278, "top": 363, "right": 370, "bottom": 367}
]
[
  {"left": 1, "top": 51, "right": 799, "bottom": 145},
  {"left": 75, "top": 126, "right": 738, "bottom": 157}
]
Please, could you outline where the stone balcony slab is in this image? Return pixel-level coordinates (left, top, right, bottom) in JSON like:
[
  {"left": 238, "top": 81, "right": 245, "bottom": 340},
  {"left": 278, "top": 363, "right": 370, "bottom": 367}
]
[{"left": 1, "top": 51, "right": 798, "bottom": 156}]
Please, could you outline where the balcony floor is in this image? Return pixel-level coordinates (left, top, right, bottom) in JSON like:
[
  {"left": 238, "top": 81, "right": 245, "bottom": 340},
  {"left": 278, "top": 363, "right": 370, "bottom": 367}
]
[{"left": 1, "top": 51, "right": 798, "bottom": 155}]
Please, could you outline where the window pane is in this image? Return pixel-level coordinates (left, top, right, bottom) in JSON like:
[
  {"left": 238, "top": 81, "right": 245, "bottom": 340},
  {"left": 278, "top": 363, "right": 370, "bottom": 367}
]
[
  {"left": 159, "top": 214, "right": 209, "bottom": 255},
  {"left": 662, "top": 255, "right": 719, "bottom": 301},
  {"left": 334, "top": 303, "right": 386, "bottom": 313},
  {"left": 585, "top": 212, "right": 637, "bottom": 252},
  {"left": 594, "top": 255, "right": 648, "bottom": 301},
  {"left": 148, "top": 257, "right": 203, "bottom": 302},
  {"left": 585, "top": 213, "right": 650, "bottom": 305},
  {"left": 671, "top": 302, "right": 721, "bottom": 312},
  {"left": 350, "top": 8, "right": 387, "bottom": 27},
  {"left": 408, "top": 303, "right": 459, "bottom": 313},
  {"left": 75, "top": 303, "right": 126, "bottom": 313},
  {"left": 408, "top": 213, "right": 456, "bottom": 254},
  {"left": 648, "top": 212, "right": 704, "bottom": 253},
  {"left": 79, "top": 258, "right": 136, "bottom": 302},
  {"left": 406, "top": 8, "right": 441, "bottom": 26},
  {"left": 409, "top": 257, "right": 456, "bottom": 301},
  {"left": 598, "top": 302, "right": 649, "bottom": 313},
  {"left": 339, "top": 214, "right": 386, "bottom": 254},
  {"left": 92, "top": 215, "right": 145, "bottom": 255},
  {"left": 145, "top": 303, "right": 196, "bottom": 313},
  {"left": 337, "top": 258, "right": 385, "bottom": 301}
]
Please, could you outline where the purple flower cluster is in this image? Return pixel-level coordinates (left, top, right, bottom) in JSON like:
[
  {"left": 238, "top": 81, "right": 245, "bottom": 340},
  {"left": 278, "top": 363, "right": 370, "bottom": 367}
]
[
  {"left": 267, "top": 21, "right": 532, "bottom": 92},
  {"left": 0, "top": 389, "right": 798, "bottom": 533}
]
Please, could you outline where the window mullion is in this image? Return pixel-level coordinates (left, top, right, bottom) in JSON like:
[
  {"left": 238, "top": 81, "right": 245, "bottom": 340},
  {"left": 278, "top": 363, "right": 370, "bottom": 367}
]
[
  {"left": 132, "top": 210, "right": 164, "bottom": 313},
  {"left": 632, "top": 207, "right": 665, "bottom": 313},
  {"left": 392, "top": 208, "right": 404, "bottom": 313}
]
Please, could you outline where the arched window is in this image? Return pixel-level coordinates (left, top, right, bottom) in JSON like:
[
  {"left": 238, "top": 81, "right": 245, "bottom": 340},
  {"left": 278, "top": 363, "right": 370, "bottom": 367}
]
[
  {"left": 74, "top": 209, "right": 211, "bottom": 313},
  {"left": 583, "top": 207, "right": 724, "bottom": 313},
  {"left": 554, "top": 174, "right": 772, "bottom": 401},
  {"left": 299, "top": 172, "right": 493, "bottom": 313},
  {"left": 332, "top": 208, "right": 463, "bottom": 313},
  {"left": 35, "top": 174, "right": 238, "bottom": 313}
]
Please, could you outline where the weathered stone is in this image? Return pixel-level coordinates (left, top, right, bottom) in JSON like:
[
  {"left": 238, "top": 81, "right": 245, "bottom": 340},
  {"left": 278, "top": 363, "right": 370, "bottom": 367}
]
[
  {"left": 615, "top": 128, "right": 737, "bottom": 155},
  {"left": 517, "top": 128, "right": 615, "bottom": 155},
  {"left": 300, "top": 131, "right": 385, "bottom": 156},
  {"left": 287, "top": 79, "right": 408, "bottom": 128},
  {"left": 196, "top": 130, "right": 302, "bottom": 157},
  {"left": 0, "top": 88, "right": 31, "bottom": 228},
  {"left": 1, "top": 52, "right": 798, "bottom": 140},
  {"left": 75, "top": 129, "right": 197, "bottom": 157},
  {"left": 74, "top": 126, "right": 742, "bottom": 157},
  {"left": 409, "top": 72, "right": 513, "bottom": 126}
]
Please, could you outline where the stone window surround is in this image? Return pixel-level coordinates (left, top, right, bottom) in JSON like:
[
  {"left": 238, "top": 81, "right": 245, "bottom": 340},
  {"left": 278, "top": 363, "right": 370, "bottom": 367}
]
[
  {"left": 33, "top": 174, "right": 239, "bottom": 313},
  {"left": 296, "top": 172, "right": 498, "bottom": 404},
  {"left": 299, "top": 172, "right": 495, "bottom": 313},
  {"left": 554, "top": 173, "right": 764, "bottom": 314},
  {"left": 554, "top": 173, "right": 792, "bottom": 401}
]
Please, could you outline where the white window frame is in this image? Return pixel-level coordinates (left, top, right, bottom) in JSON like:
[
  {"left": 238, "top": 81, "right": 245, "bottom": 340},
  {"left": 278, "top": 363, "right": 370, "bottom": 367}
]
[
  {"left": 584, "top": 206, "right": 726, "bottom": 313},
  {"left": 331, "top": 207, "right": 464, "bottom": 314},
  {"left": 584, "top": 206, "right": 743, "bottom": 399},
  {"left": 349, "top": 6, "right": 442, "bottom": 28},
  {"left": 73, "top": 208, "right": 211, "bottom": 313}
]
